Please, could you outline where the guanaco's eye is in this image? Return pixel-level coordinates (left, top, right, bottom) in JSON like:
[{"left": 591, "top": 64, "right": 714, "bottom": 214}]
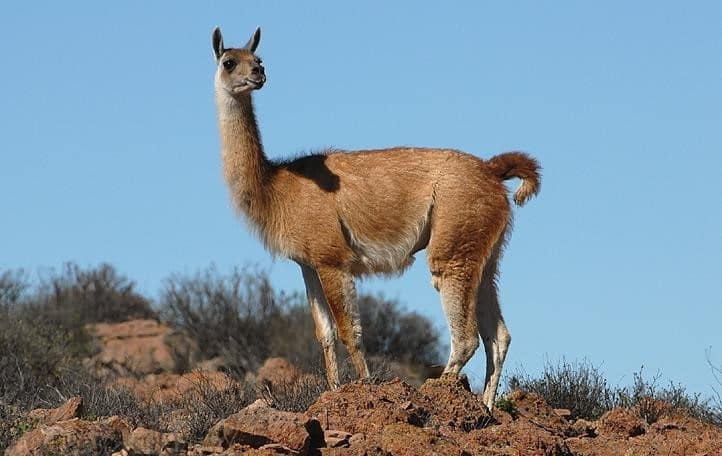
[{"left": 222, "top": 59, "right": 237, "bottom": 71}]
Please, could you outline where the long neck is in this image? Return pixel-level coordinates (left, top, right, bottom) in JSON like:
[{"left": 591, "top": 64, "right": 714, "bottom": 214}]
[{"left": 216, "top": 90, "right": 271, "bottom": 217}]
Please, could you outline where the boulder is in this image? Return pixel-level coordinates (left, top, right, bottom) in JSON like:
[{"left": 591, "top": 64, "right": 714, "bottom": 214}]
[
  {"left": 125, "top": 426, "right": 162, "bottom": 455},
  {"left": 203, "top": 399, "right": 323, "bottom": 453},
  {"left": 256, "top": 358, "right": 302, "bottom": 388},
  {"left": 6, "top": 416, "right": 130, "bottom": 456},
  {"left": 27, "top": 396, "right": 83, "bottom": 426},
  {"left": 85, "top": 319, "right": 199, "bottom": 377}
]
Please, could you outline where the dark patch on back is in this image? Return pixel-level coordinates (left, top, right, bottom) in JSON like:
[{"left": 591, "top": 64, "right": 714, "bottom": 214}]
[{"left": 282, "top": 153, "right": 340, "bottom": 192}]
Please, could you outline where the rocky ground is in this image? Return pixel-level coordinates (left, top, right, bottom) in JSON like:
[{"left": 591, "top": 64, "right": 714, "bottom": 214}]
[{"left": 5, "top": 320, "right": 721, "bottom": 455}]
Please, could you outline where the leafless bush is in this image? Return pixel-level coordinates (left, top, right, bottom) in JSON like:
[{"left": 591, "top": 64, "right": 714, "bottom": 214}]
[
  {"left": 0, "top": 313, "right": 84, "bottom": 407},
  {"left": 28, "top": 263, "right": 156, "bottom": 327},
  {"left": 0, "top": 270, "right": 27, "bottom": 308},
  {"left": 174, "top": 374, "right": 256, "bottom": 442},
  {"left": 259, "top": 374, "right": 328, "bottom": 413},
  {"left": 507, "top": 359, "right": 615, "bottom": 420},
  {"left": 507, "top": 360, "right": 722, "bottom": 426},
  {"left": 707, "top": 349, "right": 722, "bottom": 426},
  {"left": 160, "top": 267, "right": 443, "bottom": 379},
  {"left": 160, "top": 267, "right": 289, "bottom": 375},
  {"left": 0, "top": 264, "right": 157, "bottom": 404},
  {"left": 616, "top": 367, "right": 721, "bottom": 426},
  {"left": 358, "top": 294, "right": 443, "bottom": 367}
]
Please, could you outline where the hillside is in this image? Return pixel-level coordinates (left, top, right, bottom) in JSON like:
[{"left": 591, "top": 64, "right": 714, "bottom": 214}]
[{"left": 3, "top": 319, "right": 721, "bottom": 455}]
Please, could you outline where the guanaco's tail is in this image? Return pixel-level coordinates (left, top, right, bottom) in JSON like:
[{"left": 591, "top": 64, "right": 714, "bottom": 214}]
[{"left": 485, "top": 151, "right": 541, "bottom": 206}]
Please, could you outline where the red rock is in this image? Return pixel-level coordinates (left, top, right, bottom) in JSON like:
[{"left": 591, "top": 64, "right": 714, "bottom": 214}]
[
  {"left": 307, "top": 378, "right": 434, "bottom": 435},
  {"left": 160, "top": 432, "right": 188, "bottom": 456},
  {"left": 465, "top": 418, "right": 571, "bottom": 456},
  {"left": 203, "top": 400, "right": 323, "bottom": 453},
  {"left": 126, "top": 426, "right": 162, "bottom": 455},
  {"left": 324, "top": 430, "right": 352, "bottom": 448},
  {"left": 596, "top": 408, "right": 646, "bottom": 437},
  {"left": 258, "top": 443, "right": 300, "bottom": 454},
  {"left": 419, "top": 374, "right": 493, "bottom": 432},
  {"left": 85, "top": 319, "right": 199, "bottom": 377},
  {"left": 256, "top": 358, "right": 302, "bottom": 387},
  {"left": 380, "top": 422, "right": 467, "bottom": 456},
  {"left": 6, "top": 416, "right": 129, "bottom": 456},
  {"left": 27, "top": 396, "right": 83, "bottom": 425}
]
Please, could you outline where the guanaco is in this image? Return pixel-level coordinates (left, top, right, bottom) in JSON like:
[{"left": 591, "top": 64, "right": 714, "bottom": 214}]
[{"left": 212, "top": 26, "right": 541, "bottom": 410}]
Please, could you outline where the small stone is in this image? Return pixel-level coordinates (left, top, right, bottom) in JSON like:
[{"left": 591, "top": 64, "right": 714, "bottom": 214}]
[
  {"left": 324, "top": 430, "right": 352, "bottom": 448},
  {"left": 258, "top": 443, "right": 300, "bottom": 454},
  {"left": 193, "top": 445, "right": 224, "bottom": 455},
  {"left": 399, "top": 400, "right": 414, "bottom": 410},
  {"left": 127, "top": 427, "right": 162, "bottom": 455},
  {"left": 348, "top": 433, "right": 365, "bottom": 445}
]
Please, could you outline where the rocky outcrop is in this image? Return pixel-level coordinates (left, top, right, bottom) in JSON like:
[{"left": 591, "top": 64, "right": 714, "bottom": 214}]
[
  {"left": 85, "top": 319, "right": 199, "bottom": 378},
  {"left": 6, "top": 380, "right": 722, "bottom": 456}
]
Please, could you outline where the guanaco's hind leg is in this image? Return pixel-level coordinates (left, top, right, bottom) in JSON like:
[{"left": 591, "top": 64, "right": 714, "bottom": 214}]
[
  {"left": 300, "top": 263, "right": 341, "bottom": 389},
  {"left": 476, "top": 238, "right": 512, "bottom": 411},
  {"left": 427, "top": 183, "right": 510, "bottom": 396},
  {"left": 315, "top": 267, "right": 371, "bottom": 381},
  {"left": 434, "top": 273, "right": 482, "bottom": 374}
]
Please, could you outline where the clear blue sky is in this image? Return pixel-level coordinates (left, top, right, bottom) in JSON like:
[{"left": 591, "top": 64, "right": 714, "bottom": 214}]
[{"left": 1, "top": 2, "right": 720, "bottom": 396}]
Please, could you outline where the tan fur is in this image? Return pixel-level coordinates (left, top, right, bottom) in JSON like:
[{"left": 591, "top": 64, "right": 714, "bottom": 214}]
[{"left": 212, "top": 27, "right": 541, "bottom": 410}]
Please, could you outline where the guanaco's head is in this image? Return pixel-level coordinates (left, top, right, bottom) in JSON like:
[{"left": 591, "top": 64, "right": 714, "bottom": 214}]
[{"left": 212, "top": 26, "right": 266, "bottom": 96}]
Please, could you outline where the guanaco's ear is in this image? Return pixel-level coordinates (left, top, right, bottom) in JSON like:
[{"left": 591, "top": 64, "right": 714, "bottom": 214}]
[
  {"left": 243, "top": 26, "right": 261, "bottom": 53},
  {"left": 212, "top": 27, "right": 224, "bottom": 60}
]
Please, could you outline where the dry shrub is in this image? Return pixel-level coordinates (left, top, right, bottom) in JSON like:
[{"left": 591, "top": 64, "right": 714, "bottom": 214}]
[
  {"left": 507, "top": 360, "right": 722, "bottom": 426},
  {"left": 28, "top": 263, "right": 156, "bottom": 327},
  {"left": 507, "top": 359, "right": 615, "bottom": 420},
  {"left": 616, "top": 368, "right": 721, "bottom": 426},
  {"left": 259, "top": 373, "right": 328, "bottom": 413},
  {"left": 160, "top": 267, "right": 443, "bottom": 379}
]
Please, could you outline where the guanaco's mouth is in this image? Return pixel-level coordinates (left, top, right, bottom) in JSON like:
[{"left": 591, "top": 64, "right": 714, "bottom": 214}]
[{"left": 232, "top": 76, "right": 266, "bottom": 93}]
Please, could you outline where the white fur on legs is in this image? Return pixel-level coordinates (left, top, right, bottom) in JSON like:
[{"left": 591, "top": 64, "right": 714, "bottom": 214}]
[
  {"left": 314, "top": 267, "right": 370, "bottom": 381},
  {"left": 439, "top": 281, "right": 480, "bottom": 375},
  {"left": 476, "top": 262, "right": 511, "bottom": 411},
  {"left": 300, "top": 263, "right": 340, "bottom": 389},
  {"left": 479, "top": 318, "right": 511, "bottom": 410}
]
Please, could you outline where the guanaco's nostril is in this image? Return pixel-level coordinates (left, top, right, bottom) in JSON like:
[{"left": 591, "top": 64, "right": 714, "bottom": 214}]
[{"left": 251, "top": 65, "right": 262, "bottom": 75}]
